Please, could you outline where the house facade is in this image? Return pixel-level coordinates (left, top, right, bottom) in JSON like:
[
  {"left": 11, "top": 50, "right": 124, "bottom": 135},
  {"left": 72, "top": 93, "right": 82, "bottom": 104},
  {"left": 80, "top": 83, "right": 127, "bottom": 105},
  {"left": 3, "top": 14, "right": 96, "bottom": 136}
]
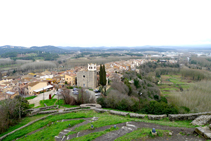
[
  {"left": 65, "top": 74, "right": 76, "bottom": 85},
  {"left": 27, "top": 81, "right": 48, "bottom": 95}
]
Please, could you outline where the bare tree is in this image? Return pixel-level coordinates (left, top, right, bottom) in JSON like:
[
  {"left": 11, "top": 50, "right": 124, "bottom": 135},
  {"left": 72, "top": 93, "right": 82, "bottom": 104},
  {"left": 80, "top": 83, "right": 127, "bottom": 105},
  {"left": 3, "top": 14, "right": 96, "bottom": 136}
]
[
  {"left": 60, "top": 89, "right": 76, "bottom": 105},
  {"left": 77, "top": 88, "right": 95, "bottom": 104}
]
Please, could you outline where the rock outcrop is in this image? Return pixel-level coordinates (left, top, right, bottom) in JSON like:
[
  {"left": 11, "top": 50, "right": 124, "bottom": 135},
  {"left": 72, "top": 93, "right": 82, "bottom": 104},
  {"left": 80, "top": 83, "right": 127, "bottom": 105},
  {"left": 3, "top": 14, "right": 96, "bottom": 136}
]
[
  {"left": 191, "top": 115, "right": 211, "bottom": 126},
  {"left": 195, "top": 126, "right": 211, "bottom": 139}
]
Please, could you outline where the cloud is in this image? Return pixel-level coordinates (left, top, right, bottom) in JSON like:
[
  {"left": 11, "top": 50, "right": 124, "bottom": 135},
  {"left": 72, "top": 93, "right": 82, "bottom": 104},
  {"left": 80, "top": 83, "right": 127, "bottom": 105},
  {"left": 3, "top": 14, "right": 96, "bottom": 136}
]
[{"left": 0, "top": 0, "right": 210, "bottom": 47}]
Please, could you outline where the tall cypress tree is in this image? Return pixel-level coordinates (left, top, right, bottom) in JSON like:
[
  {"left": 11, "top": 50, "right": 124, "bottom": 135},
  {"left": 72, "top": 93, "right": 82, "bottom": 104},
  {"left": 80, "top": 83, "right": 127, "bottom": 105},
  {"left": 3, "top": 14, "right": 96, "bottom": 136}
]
[
  {"left": 102, "top": 64, "right": 106, "bottom": 86},
  {"left": 99, "top": 64, "right": 102, "bottom": 85}
]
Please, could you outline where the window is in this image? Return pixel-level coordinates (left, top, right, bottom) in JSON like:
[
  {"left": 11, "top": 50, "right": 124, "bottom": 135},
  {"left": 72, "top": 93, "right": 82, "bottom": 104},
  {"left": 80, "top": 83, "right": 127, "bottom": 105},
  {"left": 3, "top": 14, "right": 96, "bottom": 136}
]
[
  {"left": 83, "top": 84, "right": 85, "bottom": 87},
  {"left": 83, "top": 75, "right": 85, "bottom": 78}
]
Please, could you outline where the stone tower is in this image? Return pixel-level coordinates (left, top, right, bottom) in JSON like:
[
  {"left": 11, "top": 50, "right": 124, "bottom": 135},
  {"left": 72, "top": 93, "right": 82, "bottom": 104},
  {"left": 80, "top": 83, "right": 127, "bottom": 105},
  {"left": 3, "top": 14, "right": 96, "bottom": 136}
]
[{"left": 77, "top": 64, "right": 97, "bottom": 89}]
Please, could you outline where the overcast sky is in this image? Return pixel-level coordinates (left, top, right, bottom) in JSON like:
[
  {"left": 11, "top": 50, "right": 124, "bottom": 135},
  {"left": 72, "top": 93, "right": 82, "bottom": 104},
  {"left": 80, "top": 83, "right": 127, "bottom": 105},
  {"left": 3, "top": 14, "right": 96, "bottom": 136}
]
[{"left": 0, "top": 0, "right": 211, "bottom": 47}]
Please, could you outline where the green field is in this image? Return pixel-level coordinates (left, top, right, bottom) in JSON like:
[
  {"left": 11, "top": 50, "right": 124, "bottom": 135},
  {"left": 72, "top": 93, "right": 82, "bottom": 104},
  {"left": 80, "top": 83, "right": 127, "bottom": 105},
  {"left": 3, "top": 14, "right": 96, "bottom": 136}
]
[{"left": 159, "top": 75, "right": 192, "bottom": 96}]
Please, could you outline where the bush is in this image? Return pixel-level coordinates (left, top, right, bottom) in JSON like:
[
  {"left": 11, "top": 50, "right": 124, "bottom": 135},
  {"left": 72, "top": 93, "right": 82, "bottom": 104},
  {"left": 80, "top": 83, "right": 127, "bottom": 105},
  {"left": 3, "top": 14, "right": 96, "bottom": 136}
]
[
  {"left": 141, "top": 101, "right": 178, "bottom": 115},
  {"left": 158, "top": 96, "right": 167, "bottom": 103},
  {"left": 77, "top": 88, "right": 95, "bottom": 104},
  {"left": 0, "top": 96, "right": 30, "bottom": 134},
  {"left": 97, "top": 97, "right": 107, "bottom": 108},
  {"left": 134, "top": 78, "right": 140, "bottom": 88},
  {"left": 60, "top": 89, "right": 76, "bottom": 105},
  {"left": 67, "top": 86, "right": 73, "bottom": 89}
]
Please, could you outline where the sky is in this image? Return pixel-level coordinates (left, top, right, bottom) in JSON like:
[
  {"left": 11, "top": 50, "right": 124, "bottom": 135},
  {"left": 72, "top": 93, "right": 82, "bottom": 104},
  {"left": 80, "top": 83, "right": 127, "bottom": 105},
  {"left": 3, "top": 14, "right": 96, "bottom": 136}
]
[{"left": 0, "top": 0, "right": 211, "bottom": 47}]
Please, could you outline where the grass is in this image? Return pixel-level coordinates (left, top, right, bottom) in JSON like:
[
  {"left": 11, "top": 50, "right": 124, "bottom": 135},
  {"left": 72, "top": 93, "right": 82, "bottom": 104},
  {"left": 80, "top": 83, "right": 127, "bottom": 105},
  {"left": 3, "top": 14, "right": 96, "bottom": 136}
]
[
  {"left": 0, "top": 114, "right": 50, "bottom": 137},
  {"left": 168, "top": 78, "right": 186, "bottom": 84},
  {"left": 39, "top": 99, "right": 57, "bottom": 107},
  {"left": 3, "top": 110, "right": 199, "bottom": 141},
  {"left": 18, "top": 120, "right": 84, "bottom": 141},
  {"left": 52, "top": 94, "right": 55, "bottom": 99},
  {"left": 66, "top": 111, "right": 197, "bottom": 137},
  {"left": 69, "top": 127, "right": 119, "bottom": 141},
  {"left": 130, "top": 117, "right": 197, "bottom": 128},
  {"left": 25, "top": 96, "right": 37, "bottom": 100},
  {"left": 159, "top": 75, "right": 192, "bottom": 97},
  {"left": 62, "top": 105, "right": 78, "bottom": 108},
  {"left": 66, "top": 112, "right": 131, "bottom": 136},
  {"left": 3, "top": 111, "right": 92, "bottom": 141},
  {"left": 115, "top": 128, "right": 169, "bottom": 141},
  {"left": 57, "top": 99, "right": 79, "bottom": 108},
  {"left": 29, "top": 104, "right": 34, "bottom": 108}
]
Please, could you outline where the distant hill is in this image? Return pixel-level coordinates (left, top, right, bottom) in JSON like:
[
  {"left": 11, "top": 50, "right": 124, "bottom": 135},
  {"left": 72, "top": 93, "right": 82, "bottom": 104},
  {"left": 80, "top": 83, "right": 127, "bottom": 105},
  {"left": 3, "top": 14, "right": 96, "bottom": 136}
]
[
  {"left": 30, "top": 46, "right": 68, "bottom": 53},
  {"left": 0, "top": 45, "right": 72, "bottom": 55}
]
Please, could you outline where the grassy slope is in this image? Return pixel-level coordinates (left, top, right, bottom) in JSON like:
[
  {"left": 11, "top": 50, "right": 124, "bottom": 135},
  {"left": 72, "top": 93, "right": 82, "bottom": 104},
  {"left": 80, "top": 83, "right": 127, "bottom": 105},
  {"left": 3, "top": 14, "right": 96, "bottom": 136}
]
[
  {"left": 18, "top": 120, "right": 84, "bottom": 141},
  {"left": 38, "top": 99, "right": 57, "bottom": 107},
  {"left": 3, "top": 110, "right": 198, "bottom": 141},
  {"left": 0, "top": 114, "right": 49, "bottom": 137},
  {"left": 3, "top": 111, "right": 91, "bottom": 141},
  {"left": 66, "top": 111, "right": 197, "bottom": 136},
  {"left": 115, "top": 128, "right": 169, "bottom": 141},
  {"left": 69, "top": 127, "right": 119, "bottom": 141},
  {"left": 57, "top": 99, "right": 79, "bottom": 108}
]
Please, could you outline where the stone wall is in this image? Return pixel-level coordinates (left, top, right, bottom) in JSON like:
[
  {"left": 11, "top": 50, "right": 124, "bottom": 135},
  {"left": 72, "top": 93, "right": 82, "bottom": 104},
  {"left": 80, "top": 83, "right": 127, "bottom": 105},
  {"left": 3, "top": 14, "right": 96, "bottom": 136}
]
[
  {"left": 29, "top": 105, "right": 57, "bottom": 116},
  {"left": 148, "top": 114, "right": 167, "bottom": 120},
  {"left": 169, "top": 112, "right": 211, "bottom": 121}
]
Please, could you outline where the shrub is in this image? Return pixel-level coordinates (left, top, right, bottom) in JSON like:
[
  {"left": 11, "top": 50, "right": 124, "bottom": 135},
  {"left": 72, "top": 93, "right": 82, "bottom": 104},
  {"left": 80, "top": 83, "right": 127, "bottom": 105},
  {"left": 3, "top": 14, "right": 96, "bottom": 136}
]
[
  {"left": 134, "top": 78, "right": 140, "bottom": 88},
  {"left": 111, "top": 82, "right": 129, "bottom": 95},
  {"left": 0, "top": 96, "right": 30, "bottom": 134},
  {"left": 158, "top": 96, "right": 168, "bottom": 103},
  {"left": 153, "top": 95, "right": 159, "bottom": 100},
  {"left": 77, "top": 88, "right": 95, "bottom": 104},
  {"left": 67, "top": 86, "right": 73, "bottom": 89},
  {"left": 97, "top": 97, "right": 106, "bottom": 108},
  {"left": 141, "top": 101, "right": 178, "bottom": 115}
]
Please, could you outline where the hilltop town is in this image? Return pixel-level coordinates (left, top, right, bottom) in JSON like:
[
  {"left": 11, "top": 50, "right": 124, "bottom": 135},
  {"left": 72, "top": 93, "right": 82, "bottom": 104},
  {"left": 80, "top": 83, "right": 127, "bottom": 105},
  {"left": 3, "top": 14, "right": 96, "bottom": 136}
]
[{"left": 0, "top": 58, "right": 159, "bottom": 100}]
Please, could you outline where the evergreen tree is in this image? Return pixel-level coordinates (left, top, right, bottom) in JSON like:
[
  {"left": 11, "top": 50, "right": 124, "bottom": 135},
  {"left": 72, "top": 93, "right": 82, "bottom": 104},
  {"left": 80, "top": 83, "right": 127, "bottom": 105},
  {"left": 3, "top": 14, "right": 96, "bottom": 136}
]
[
  {"left": 99, "top": 64, "right": 103, "bottom": 85},
  {"left": 99, "top": 64, "right": 106, "bottom": 86},
  {"left": 102, "top": 64, "right": 106, "bottom": 86},
  {"left": 0, "top": 72, "right": 2, "bottom": 80}
]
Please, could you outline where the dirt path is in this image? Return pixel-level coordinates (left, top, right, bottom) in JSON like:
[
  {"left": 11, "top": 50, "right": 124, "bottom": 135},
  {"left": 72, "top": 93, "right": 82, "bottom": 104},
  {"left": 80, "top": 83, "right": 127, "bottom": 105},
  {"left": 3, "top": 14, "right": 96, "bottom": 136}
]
[
  {"left": 67, "top": 123, "right": 127, "bottom": 141},
  {"left": 55, "top": 118, "right": 92, "bottom": 141}
]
